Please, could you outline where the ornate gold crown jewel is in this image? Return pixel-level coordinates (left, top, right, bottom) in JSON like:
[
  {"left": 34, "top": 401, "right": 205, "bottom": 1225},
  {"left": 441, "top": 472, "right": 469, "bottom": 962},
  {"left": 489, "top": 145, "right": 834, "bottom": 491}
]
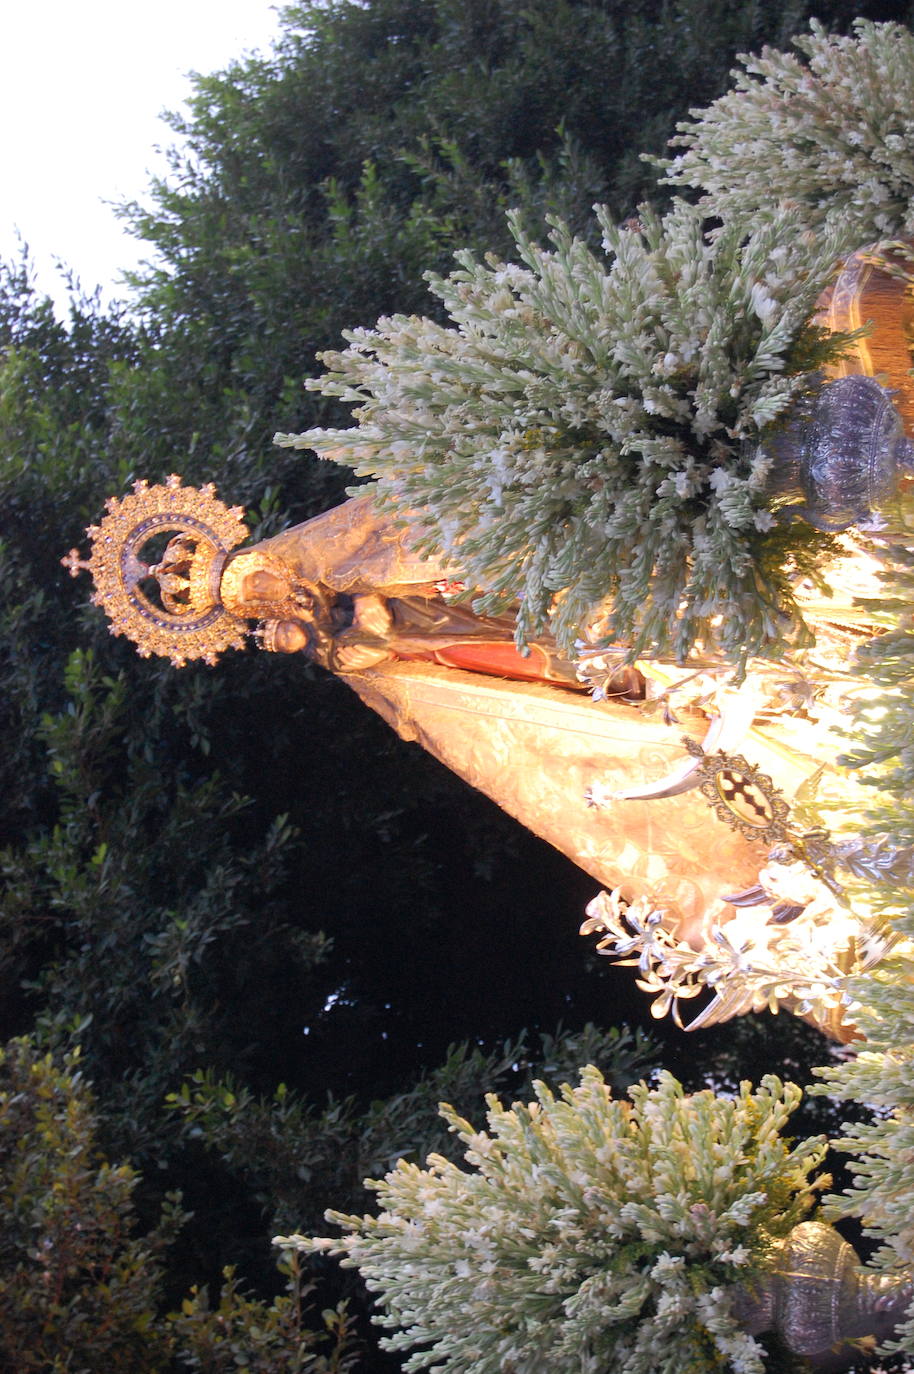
[{"left": 62, "top": 475, "right": 250, "bottom": 667}]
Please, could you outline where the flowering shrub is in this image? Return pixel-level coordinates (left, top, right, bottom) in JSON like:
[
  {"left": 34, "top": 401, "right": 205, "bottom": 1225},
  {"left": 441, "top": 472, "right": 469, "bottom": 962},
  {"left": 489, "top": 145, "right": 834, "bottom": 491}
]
[
  {"left": 283, "top": 1068, "right": 825, "bottom": 1374},
  {"left": 277, "top": 203, "right": 844, "bottom": 666},
  {"left": 658, "top": 20, "right": 914, "bottom": 248}
]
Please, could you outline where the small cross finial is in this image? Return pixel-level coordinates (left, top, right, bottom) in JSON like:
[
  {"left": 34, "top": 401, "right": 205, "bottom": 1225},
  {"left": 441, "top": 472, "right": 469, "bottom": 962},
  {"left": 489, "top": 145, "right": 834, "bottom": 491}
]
[{"left": 61, "top": 548, "right": 91, "bottom": 578}]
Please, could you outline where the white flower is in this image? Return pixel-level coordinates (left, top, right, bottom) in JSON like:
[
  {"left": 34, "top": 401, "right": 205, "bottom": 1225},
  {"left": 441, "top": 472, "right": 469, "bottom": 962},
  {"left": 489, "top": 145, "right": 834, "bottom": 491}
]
[
  {"left": 708, "top": 467, "right": 734, "bottom": 492},
  {"left": 719, "top": 1244, "right": 751, "bottom": 1266},
  {"left": 650, "top": 1251, "right": 686, "bottom": 1278},
  {"left": 749, "top": 283, "right": 778, "bottom": 321}
]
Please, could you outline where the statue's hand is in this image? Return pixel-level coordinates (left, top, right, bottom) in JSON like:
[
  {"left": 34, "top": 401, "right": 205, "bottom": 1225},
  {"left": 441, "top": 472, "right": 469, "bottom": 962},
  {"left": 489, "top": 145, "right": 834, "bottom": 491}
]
[
  {"left": 352, "top": 594, "right": 393, "bottom": 637},
  {"left": 335, "top": 643, "right": 394, "bottom": 671}
]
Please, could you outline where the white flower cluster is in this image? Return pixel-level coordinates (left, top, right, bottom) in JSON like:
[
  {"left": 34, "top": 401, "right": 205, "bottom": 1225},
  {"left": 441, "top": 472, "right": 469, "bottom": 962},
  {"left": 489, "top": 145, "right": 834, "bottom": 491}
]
[
  {"left": 281, "top": 1068, "right": 824, "bottom": 1374},
  {"left": 658, "top": 20, "right": 914, "bottom": 250},
  {"left": 276, "top": 202, "right": 844, "bottom": 664}
]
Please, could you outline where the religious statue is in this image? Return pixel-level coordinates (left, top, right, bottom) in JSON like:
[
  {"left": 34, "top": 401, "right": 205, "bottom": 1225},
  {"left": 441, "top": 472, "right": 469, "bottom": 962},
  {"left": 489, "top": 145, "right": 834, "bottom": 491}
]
[
  {"left": 63, "top": 239, "right": 914, "bottom": 1043},
  {"left": 63, "top": 474, "right": 767, "bottom": 930}
]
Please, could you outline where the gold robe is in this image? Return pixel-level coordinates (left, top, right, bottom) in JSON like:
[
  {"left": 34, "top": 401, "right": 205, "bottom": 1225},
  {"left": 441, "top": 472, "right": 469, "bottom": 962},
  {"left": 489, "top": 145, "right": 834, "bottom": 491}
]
[
  {"left": 254, "top": 491, "right": 769, "bottom": 924},
  {"left": 345, "top": 659, "right": 768, "bottom": 921}
]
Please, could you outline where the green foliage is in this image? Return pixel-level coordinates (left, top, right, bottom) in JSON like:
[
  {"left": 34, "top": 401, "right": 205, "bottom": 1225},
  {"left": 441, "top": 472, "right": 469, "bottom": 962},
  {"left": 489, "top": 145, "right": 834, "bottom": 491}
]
[
  {"left": 0, "top": 1037, "right": 362, "bottom": 1373},
  {"left": 0, "top": 257, "right": 136, "bottom": 820},
  {"left": 287, "top": 1069, "right": 824, "bottom": 1374},
  {"left": 281, "top": 201, "right": 844, "bottom": 664},
  {"left": 0, "top": 1037, "right": 181, "bottom": 1372},
  {"left": 658, "top": 19, "right": 914, "bottom": 248},
  {"left": 170, "top": 1253, "right": 359, "bottom": 1374},
  {"left": 1, "top": 646, "right": 329, "bottom": 1164},
  {"left": 165, "top": 1024, "right": 658, "bottom": 1234}
]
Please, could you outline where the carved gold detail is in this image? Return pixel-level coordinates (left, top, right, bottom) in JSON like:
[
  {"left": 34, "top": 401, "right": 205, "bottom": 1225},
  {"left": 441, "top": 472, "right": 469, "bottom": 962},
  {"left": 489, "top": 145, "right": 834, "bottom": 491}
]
[{"left": 63, "top": 475, "right": 250, "bottom": 667}]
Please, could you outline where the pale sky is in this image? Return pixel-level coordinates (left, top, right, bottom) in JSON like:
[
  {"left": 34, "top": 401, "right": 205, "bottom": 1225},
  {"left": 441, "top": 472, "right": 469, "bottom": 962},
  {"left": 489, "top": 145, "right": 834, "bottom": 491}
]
[{"left": 1, "top": 1, "right": 285, "bottom": 316}]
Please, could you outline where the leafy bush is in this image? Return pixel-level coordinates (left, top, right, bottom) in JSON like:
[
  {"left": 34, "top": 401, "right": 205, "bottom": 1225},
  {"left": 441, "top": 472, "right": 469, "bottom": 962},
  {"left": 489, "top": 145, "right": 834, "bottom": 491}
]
[
  {"left": 0, "top": 1037, "right": 180, "bottom": 1372},
  {"left": 0, "top": 646, "right": 329, "bottom": 1167},
  {"left": 0, "top": 1037, "right": 362, "bottom": 1374},
  {"left": 279, "top": 202, "right": 844, "bottom": 664},
  {"left": 166, "top": 1024, "right": 658, "bottom": 1235},
  {"left": 286, "top": 1068, "right": 825, "bottom": 1374},
  {"left": 658, "top": 20, "right": 914, "bottom": 247},
  {"left": 170, "top": 1254, "right": 359, "bottom": 1374}
]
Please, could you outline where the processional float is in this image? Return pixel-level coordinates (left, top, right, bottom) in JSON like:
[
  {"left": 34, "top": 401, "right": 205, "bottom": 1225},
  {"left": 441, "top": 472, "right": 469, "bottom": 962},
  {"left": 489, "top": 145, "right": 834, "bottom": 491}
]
[{"left": 64, "top": 243, "right": 914, "bottom": 1045}]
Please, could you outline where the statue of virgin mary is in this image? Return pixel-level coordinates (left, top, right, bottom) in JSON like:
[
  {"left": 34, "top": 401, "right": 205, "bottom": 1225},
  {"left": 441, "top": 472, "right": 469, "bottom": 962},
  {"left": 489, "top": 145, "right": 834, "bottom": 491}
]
[{"left": 65, "top": 239, "right": 914, "bottom": 1041}]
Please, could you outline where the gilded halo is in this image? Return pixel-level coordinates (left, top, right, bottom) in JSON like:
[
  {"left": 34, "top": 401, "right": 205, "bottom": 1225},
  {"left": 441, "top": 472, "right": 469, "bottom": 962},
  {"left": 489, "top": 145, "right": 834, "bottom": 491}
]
[{"left": 77, "top": 475, "right": 250, "bottom": 667}]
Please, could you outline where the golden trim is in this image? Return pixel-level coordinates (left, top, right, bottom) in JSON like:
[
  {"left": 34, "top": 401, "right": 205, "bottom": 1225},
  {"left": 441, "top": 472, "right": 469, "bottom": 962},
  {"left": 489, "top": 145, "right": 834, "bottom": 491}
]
[{"left": 78, "top": 475, "right": 250, "bottom": 667}]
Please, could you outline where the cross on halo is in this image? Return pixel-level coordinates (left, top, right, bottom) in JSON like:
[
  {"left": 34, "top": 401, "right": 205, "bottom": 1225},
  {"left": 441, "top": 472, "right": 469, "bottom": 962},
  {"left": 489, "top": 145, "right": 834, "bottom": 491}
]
[{"left": 61, "top": 548, "right": 91, "bottom": 578}]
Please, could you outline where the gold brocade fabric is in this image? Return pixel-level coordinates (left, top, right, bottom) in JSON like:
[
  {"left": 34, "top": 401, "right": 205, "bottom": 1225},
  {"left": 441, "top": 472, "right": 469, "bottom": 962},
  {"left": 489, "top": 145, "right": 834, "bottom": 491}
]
[
  {"left": 251, "top": 493, "right": 771, "bottom": 923},
  {"left": 256, "top": 492, "right": 452, "bottom": 596},
  {"left": 343, "top": 660, "right": 768, "bottom": 921}
]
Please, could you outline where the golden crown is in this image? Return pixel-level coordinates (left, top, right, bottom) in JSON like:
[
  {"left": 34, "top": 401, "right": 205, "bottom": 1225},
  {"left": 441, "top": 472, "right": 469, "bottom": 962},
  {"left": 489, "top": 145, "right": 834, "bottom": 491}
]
[{"left": 62, "top": 475, "right": 251, "bottom": 667}]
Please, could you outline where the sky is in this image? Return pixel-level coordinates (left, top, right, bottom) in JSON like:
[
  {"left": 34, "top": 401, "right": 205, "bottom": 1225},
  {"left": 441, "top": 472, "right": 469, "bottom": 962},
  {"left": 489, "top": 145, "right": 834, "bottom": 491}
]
[{"left": 1, "top": 1, "right": 285, "bottom": 316}]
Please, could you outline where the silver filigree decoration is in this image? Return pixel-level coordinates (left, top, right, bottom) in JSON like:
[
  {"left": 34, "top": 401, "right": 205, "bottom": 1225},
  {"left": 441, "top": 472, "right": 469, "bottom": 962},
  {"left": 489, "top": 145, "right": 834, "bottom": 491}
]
[
  {"left": 690, "top": 744, "right": 792, "bottom": 844},
  {"left": 759, "top": 375, "right": 914, "bottom": 531},
  {"left": 580, "top": 860, "right": 889, "bottom": 1031}
]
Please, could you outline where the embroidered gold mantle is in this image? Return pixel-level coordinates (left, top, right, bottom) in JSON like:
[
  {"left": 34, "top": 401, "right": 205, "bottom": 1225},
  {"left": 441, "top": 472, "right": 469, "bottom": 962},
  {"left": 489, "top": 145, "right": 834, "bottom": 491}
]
[
  {"left": 255, "top": 492, "right": 451, "bottom": 596},
  {"left": 342, "top": 660, "right": 767, "bottom": 922}
]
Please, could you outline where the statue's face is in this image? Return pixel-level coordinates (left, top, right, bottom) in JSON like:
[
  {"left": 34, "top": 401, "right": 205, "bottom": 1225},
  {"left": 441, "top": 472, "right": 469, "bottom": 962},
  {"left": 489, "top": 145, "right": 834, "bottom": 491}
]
[
  {"left": 220, "top": 550, "right": 296, "bottom": 616},
  {"left": 240, "top": 566, "right": 291, "bottom": 603}
]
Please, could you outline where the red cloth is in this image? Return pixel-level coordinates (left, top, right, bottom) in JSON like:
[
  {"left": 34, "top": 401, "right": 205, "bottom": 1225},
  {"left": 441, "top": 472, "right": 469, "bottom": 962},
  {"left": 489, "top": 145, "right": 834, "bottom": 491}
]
[{"left": 428, "top": 641, "right": 556, "bottom": 682}]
